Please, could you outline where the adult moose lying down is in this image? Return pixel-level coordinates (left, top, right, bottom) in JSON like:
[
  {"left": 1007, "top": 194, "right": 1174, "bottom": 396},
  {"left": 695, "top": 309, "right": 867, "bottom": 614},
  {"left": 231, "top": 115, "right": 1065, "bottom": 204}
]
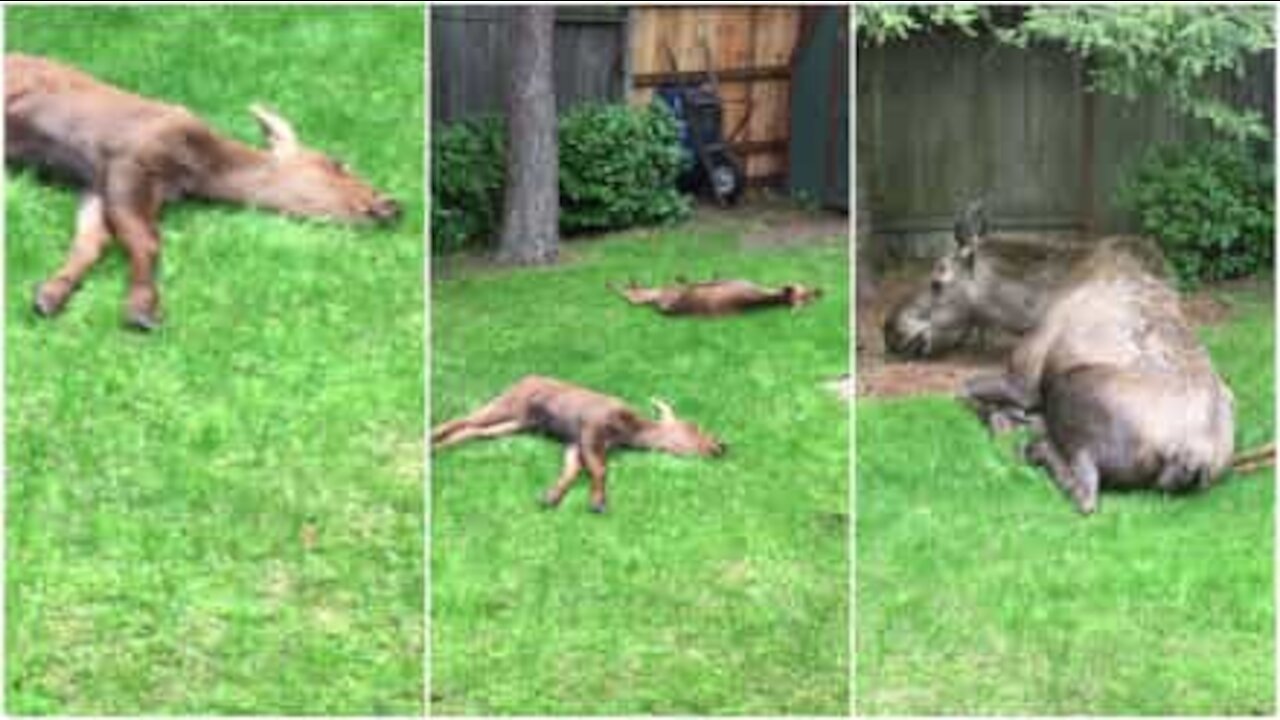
[
  {"left": 432, "top": 375, "right": 725, "bottom": 513},
  {"left": 883, "top": 202, "right": 1166, "bottom": 358},
  {"left": 6, "top": 53, "right": 401, "bottom": 330},
  {"left": 960, "top": 240, "right": 1238, "bottom": 514},
  {"left": 610, "top": 277, "right": 823, "bottom": 316}
]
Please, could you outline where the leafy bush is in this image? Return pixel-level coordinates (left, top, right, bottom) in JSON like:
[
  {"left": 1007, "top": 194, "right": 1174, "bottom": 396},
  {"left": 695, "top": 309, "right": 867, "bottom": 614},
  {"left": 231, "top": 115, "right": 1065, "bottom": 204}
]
[
  {"left": 559, "top": 103, "right": 690, "bottom": 234},
  {"left": 430, "top": 116, "right": 505, "bottom": 254},
  {"left": 1120, "top": 142, "right": 1273, "bottom": 286},
  {"left": 430, "top": 104, "right": 691, "bottom": 253},
  {"left": 856, "top": 5, "right": 986, "bottom": 46},
  {"left": 859, "top": 7, "right": 1274, "bottom": 141},
  {"left": 1008, "top": 7, "right": 1274, "bottom": 141}
]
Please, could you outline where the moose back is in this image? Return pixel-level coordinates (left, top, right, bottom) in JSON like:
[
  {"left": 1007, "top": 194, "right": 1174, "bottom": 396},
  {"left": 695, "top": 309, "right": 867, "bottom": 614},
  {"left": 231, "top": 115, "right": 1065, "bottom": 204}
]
[{"left": 5, "top": 53, "right": 401, "bottom": 330}]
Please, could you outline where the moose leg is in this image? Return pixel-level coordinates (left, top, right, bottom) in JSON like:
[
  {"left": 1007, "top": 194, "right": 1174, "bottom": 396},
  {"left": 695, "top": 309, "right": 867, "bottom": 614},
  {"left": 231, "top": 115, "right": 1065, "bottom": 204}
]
[
  {"left": 1025, "top": 438, "right": 1099, "bottom": 514},
  {"left": 540, "top": 444, "right": 582, "bottom": 509},
  {"left": 1154, "top": 454, "right": 1212, "bottom": 493},
  {"left": 431, "top": 396, "right": 524, "bottom": 448},
  {"left": 34, "top": 193, "right": 113, "bottom": 317},
  {"left": 104, "top": 171, "right": 165, "bottom": 331},
  {"left": 961, "top": 371, "right": 1035, "bottom": 409},
  {"left": 619, "top": 287, "right": 662, "bottom": 305},
  {"left": 1067, "top": 452, "right": 1101, "bottom": 514},
  {"left": 609, "top": 279, "right": 660, "bottom": 303},
  {"left": 429, "top": 417, "right": 470, "bottom": 445},
  {"left": 431, "top": 419, "right": 523, "bottom": 449},
  {"left": 960, "top": 372, "right": 1037, "bottom": 433},
  {"left": 430, "top": 412, "right": 500, "bottom": 445},
  {"left": 580, "top": 433, "right": 610, "bottom": 514}
]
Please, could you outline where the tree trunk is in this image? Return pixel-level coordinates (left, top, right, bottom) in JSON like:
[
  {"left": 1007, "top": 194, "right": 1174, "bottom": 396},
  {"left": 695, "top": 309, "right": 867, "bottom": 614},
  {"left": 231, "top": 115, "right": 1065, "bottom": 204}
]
[{"left": 497, "top": 6, "right": 559, "bottom": 265}]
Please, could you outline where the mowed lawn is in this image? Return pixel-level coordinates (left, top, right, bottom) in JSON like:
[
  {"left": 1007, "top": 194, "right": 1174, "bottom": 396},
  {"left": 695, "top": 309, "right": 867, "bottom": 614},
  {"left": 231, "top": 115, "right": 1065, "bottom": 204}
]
[
  {"left": 7, "top": 8, "right": 424, "bottom": 714},
  {"left": 431, "top": 222, "right": 849, "bottom": 714},
  {"left": 856, "top": 281, "right": 1275, "bottom": 714}
]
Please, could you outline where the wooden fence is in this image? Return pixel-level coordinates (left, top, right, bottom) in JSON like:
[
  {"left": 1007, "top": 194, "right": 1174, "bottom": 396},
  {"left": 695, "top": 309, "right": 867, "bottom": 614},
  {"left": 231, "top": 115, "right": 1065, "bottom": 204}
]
[
  {"left": 628, "top": 6, "right": 801, "bottom": 185},
  {"left": 431, "top": 7, "right": 849, "bottom": 194},
  {"left": 857, "top": 30, "right": 1274, "bottom": 257},
  {"left": 431, "top": 6, "right": 627, "bottom": 124}
]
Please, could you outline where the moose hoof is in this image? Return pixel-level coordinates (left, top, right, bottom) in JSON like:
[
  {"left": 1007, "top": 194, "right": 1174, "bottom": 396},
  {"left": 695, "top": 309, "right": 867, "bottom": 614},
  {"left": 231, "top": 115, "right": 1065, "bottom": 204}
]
[
  {"left": 989, "top": 414, "right": 1016, "bottom": 434},
  {"left": 588, "top": 500, "right": 607, "bottom": 514},
  {"left": 1023, "top": 439, "right": 1048, "bottom": 466},
  {"left": 124, "top": 309, "right": 161, "bottom": 332},
  {"left": 32, "top": 282, "right": 68, "bottom": 318},
  {"left": 1074, "top": 494, "right": 1098, "bottom": 516},
  {"left": 539, "top": 491, "right": 563, "bottom": 510}
]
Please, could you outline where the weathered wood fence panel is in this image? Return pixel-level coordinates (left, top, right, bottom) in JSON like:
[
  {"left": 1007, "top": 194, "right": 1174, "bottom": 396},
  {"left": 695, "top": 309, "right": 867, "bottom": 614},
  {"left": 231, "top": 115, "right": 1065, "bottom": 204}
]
[
  {"left": 858, "top": 32, "right": 1274, "bottom": 257},
  {"left": 431, "top": 6, "right": 626, "bottom": 124},
  {"left": 628, "top": 6, "right": 801, "bottom": 184},
  {"left": 433, "top": 6, "right": 849, "bottom": 197},
  {"left": 858, "top": 33, "right": 1085, "bottom": 248},
  {"left": 1089, "top": 52, "right": 1275, "bottom": 231}
]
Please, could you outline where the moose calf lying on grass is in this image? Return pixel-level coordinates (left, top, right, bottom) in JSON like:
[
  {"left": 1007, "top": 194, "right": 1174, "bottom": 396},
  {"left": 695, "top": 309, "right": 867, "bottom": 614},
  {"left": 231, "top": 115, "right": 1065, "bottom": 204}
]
[
  {"left": 611, "top": 277, "right": 822, "bottom": 316},
  {"left": 6, "top": 53, "right": 400, "bottom": 330},
  {"left": 432, "top": 375, "right": 725, "bottom": 513},
  {"left": 960, "top": 241, "right": 1242, "bottom": 514}
]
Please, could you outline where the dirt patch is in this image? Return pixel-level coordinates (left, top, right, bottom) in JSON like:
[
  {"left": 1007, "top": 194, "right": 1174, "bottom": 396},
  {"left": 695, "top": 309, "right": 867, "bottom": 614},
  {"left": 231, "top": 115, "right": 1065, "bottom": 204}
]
[
  {"left": 739, "top": 211, "right": 847, "bottom": 249},
  {"left": 859, "top": 351, "right": 1006, "bottom": 398},
  {"left": 692, "top": 192, "right": 848, "bottom": 249},
  {"left": 433, "top": 194, "right": 844, "bottom": 281},
  {"left": 1181, "top": 291, "right": 1234, "bottom": 326},
  {"left": 431, "top": 245, "right": 588, "bottom": 282},
  {"left": 857, "top": 270, "right": 1244, "bottom": 399}
]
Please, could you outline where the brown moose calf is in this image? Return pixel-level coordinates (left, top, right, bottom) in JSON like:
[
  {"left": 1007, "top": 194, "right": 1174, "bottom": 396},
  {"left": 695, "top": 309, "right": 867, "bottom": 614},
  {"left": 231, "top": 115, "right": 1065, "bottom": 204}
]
[
  {"left": 6, "top": 53, "right": 400, "bottom": 330},
  {"left": 432, "top": 375, "right": 725, "bottom": 513},
  {"left": 611, "top": 278, "right": 822, "bottom": 316}
]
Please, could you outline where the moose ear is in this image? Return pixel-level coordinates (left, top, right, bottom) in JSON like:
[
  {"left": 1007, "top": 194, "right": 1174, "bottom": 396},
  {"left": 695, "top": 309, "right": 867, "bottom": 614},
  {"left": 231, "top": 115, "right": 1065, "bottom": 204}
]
[
  {"left": 650, "top": 397, "right": 676, "bottom": 422},
  {"left": 250, "top": 103, "right": 299, "bottom": 156},
  {"left": 954, "top": 199, "right": 987, "bottom": 249}
]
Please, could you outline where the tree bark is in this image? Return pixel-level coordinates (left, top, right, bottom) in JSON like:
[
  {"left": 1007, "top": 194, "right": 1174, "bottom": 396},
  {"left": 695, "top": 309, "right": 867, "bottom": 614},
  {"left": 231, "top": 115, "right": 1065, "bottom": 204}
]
[{"left": 497, "top": 6, "right": 559, "bottom": 265}]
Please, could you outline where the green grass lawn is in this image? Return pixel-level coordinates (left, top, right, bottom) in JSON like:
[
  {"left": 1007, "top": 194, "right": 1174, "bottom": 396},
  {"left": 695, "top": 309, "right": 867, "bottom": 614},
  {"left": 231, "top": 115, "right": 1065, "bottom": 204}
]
[
  {"left": 856, "top": 281, "right": 1275, "bottom": 714},
  {"left": 6, "top": 8, "right": 424, "bottom": 714},
  {"left": 431, "top": 219, "right": 850, "bottom": 714}
]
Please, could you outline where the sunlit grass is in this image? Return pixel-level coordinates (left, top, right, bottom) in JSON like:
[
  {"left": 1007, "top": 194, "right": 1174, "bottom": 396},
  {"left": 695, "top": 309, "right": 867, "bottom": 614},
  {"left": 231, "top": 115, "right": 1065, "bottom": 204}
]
[
  {"left": 6, "top": 7, "right": 425, "bottom": 714},
  {"left": 857, "top": 281, "right": 1274, "bottom": 714},
  {"left": 432, "top": 220, "right": 849, "bottom": 715}
]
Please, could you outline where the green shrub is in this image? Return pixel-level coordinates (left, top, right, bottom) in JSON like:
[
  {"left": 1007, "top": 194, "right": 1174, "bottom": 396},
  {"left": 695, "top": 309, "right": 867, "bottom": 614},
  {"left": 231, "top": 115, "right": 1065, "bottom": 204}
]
[
  {"left": 1120, "top": 141, "right": 1273, "bottom": 286},
  {"left": 558, "top": 103, "right": 691, "bottom": 234},
  {"left": 429, "top": 104, "right": 691, "bottom": 253},
  {"left": 430, "top": 116, "right": 505, "bottom": 254}
]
